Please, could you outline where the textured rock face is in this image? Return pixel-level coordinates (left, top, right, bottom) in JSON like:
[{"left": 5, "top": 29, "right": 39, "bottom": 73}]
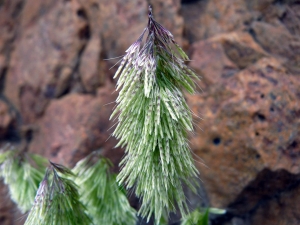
[
  {"left": 4, "top": 0, "right": 89, "bottom": 124},
  {"left": 0, "top": 181, "right": 24, "bottom": 225},
  {"left": 29, "top": 85, "right": 122, "bottom": 167},
  {"left": 0, "top": 0, "right": 300, "bottom": 224},
  {"left": 189, "top": 56, "right": 300, "bottom": 206},
  {"left": 0, "top": 100, "right": 15, "bottom": 137},
  {"left": 185, "top": 1, "right": 300, "bottom": 224}
]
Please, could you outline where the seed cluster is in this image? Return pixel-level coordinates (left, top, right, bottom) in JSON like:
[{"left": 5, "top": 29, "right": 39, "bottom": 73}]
[
  {"left": 73, "top": 152, "right": 136, "bottom": 225},
  {"left": 111, "top": 6, "right": 199, "bottom": 222},
  {"left": 24, "top": 162, "right": 91, "bottom": 225},
  {"left": 0, "top": 150, "right": 46, "bottom": 213}
]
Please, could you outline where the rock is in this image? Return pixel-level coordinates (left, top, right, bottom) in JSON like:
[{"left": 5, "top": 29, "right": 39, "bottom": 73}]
[
  {"left": 0, "top": 99, "right": 15, "bottom": 138},
  {"left": 251, "top": 21, "right": 300, "bottom": 74},
  {"left": 189, "top": 32, "right": 266, "bottom": 88},
  {"left": 212, "top": 169, "right": 300, "bottom": 225},
  {"left": 83, "top": 0, "right": 148, "bottom": 60},
  {"left": 280, "top": 3, "right": 300, "bottom": 37},
  {"left": 0, "top": 0, "right": 24, "bottom": 81},
  {"left": 250, "top": 172, "right": 300, "bottom": 225},
  {"left": 247, "top": 0, "right": 274, "bottom": 12},
  {"left": 188, "top": 57, "right": 300, "bottom": 209},
  {"left": 4, "top": 0, "right": 89, "bottom": 124},
  {"left": 0, "top": 181, "right": 24, "bottom": 225},
  {"left": 181, "top": 0, "right": 254, "bottom": 42},
  {"left": 79, "top": 37, "right": 102, "bottom": 93},
  {"left": 75, "top": 0, "right": 149, "bottom": 91},
  {"left": 28, "top": 85, "right": 122, "bottom": 168},
  {"left": 189, "top": 37, "right": 238, "bottom": 89},
  {"left": 211, "top": 32, "right": 267, "bottom": 69},
  {"left": 183, "top": 0, "right": 300, "bottom": 74}
]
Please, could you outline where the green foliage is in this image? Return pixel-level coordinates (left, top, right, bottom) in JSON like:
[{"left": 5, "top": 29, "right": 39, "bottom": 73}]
[
  {"left": 0, "top": 148, "right": 47, "bottom": 213},
  {"left": 111, "top": 6, "right": 199, "bottom": 223},
  {"left": 24, "top": 162, "right": 91, "bottom": 225},
  {"left": 181, "top": 208, "right": 209, "bottom": 225},
  {"left": 73, "top": 152, "right": 137, "bottom": 225},
  {"left": 181, "top": 207, "right": 226, "bottom": 225}
]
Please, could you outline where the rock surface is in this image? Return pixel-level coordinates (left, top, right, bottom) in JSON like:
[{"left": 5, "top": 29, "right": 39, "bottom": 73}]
[
  {"left": 0, "top": 181, "right": 24, "bottom": 225},
  {"left": 185, "top": 1, "right": 300, "bottom": 223},
  {"left": 29, "top": 85, "right": 122, "bottom": 168},
  {"left": 4, "top": 0, "right": 89, "bottom": 124},
  {"left": 189, "top": 56, "right": 300, "bottom": 206},
  {"left": 0, "top": 100, "right": 15, "bottom": 138},
  {"left": 0, "top": 0, "right": 300, "bottom": 224}
]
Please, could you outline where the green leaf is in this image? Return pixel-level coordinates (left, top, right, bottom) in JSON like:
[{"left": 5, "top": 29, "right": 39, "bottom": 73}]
[
  {"left": 199, "top": 209, "right": 209, "bottom": 225},
  {"left": 209, "top": 207, "right": 226, "bottom": 215},
  {"left": 181, "top": 208, "right": 209, "bottom": 225}
]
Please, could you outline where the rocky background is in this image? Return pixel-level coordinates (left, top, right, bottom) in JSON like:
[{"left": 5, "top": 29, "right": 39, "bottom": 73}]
[{"left": 0, "top": 0, "right": 300, "bottom": 224}]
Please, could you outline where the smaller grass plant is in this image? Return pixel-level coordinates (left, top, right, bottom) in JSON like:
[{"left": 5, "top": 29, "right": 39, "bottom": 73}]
[
  {"left": 24, "top": 161, "right": 91, "bottom": 225},
  {"left": 73, "top": 151, "right": 136, "bottom": 225},
  {"left": 181, "top": 207, "right": 226, "bottom": 225},
  {"left": 0, "top": 146, "right": 46, "bottom": 213}
]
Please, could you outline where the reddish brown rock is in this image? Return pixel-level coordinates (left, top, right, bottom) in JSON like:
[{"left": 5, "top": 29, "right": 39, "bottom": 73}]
[
  {"left": 189, "top": 32, "right": 266, "bottom": 89},
  {"left": 81, "top": 0, "right": 147, "bottom": 60},
  {"left": 76, "top": 0, "right": 148, "bottom": 90},
  {"left": 0, "top": 100, "right": 15, "bottom": 137},
  {"left": 79, "top": 37, "right": 102, "bottom": 93},
  {"left": 212, "top": 169, "right": 300, "bottom": 225},
  {"left": 280, "top": 3, "right": 300, "bottom": 37},
  {"left": 0, "top": 0, "right": 24, "bottom": 81},
  {"left": 211, "top": 32, "right": 267, "bottom": 69},
  {"left": 181, "top": 0, "right": 254, "bottom": 42},
  {"left": 0, "top": 181, "right": 24, "bottom": 225},
  {"left": 4, "top": 0, "right": 89, "bottom": 124},
  {"left": 28, "top": 84, "right": 121, "bottom": 168},
  {"left": 188, "top": 57, "right": 300, "bottom": 209},
  {"left": 190, "top": 37, "right": 237, "bottom": 89},
  {"left": 183, "top": 0, "right": 300, "bottom": 74},
  {"left": 250, "top": 173, "right": 300, "bottom": 225},
  {"left": 247, "top": 0, "right": 274, "bottom": 12},
  {"left": 251, "top": 21, "right": 300, "bottom": 74}
]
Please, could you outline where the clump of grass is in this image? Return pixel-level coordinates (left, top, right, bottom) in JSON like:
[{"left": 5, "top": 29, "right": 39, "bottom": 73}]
[
  {"left": 24, "top": 162, "right": 91, "bottom": 225},
  {"left": 181, "top": 207, "right": 226, "bottom": 225},
  {"left": 73, "top": 151, "right": 136, "bottom": 225},
  {"left": 0, "top": 146, "right": 47, "bottom": 213},
  {"left": 111, "top": 5, "right": 199, "bottom": 222}
]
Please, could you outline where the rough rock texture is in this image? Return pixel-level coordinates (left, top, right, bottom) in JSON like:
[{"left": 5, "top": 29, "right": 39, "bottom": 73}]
[
  {"left": 0, "top": 181, "right": 24, "bottom": 225},
  {"left": 184, "top": 1, "right": 300, "bottom": 224},
  {"left": 189, "top": 56, "right": 300, "bottom": 207},
  {"left": 0, "top": 100, "right": 15, "bottom": 138},
  {"left": 0, "top": 0, "right": 300, "bottom": 224},
  {"left": 4, "top": 0, "right": 89, "bottom": 124},
  {"left": 29, "top": 84, "right": 122, "bottom": 168}
]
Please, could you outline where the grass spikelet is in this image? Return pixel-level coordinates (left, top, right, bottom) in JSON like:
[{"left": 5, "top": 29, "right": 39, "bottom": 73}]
[
  {"left": 73, "top": 151, "right": 136, "bottom": 225},
  {"left": 0, "top": 147, "right": 47, "bottom": 213},
  {"left": 111, "top": 5, "right": 200, "bottom": 223},
  {"left": 24, "top": 162, "right": 91, "bottom": 225}
]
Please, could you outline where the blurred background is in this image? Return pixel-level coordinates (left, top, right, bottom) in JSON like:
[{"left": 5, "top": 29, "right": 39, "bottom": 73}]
[{"left": 0, "top": 0, "right": 300, "bottom": 224}]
